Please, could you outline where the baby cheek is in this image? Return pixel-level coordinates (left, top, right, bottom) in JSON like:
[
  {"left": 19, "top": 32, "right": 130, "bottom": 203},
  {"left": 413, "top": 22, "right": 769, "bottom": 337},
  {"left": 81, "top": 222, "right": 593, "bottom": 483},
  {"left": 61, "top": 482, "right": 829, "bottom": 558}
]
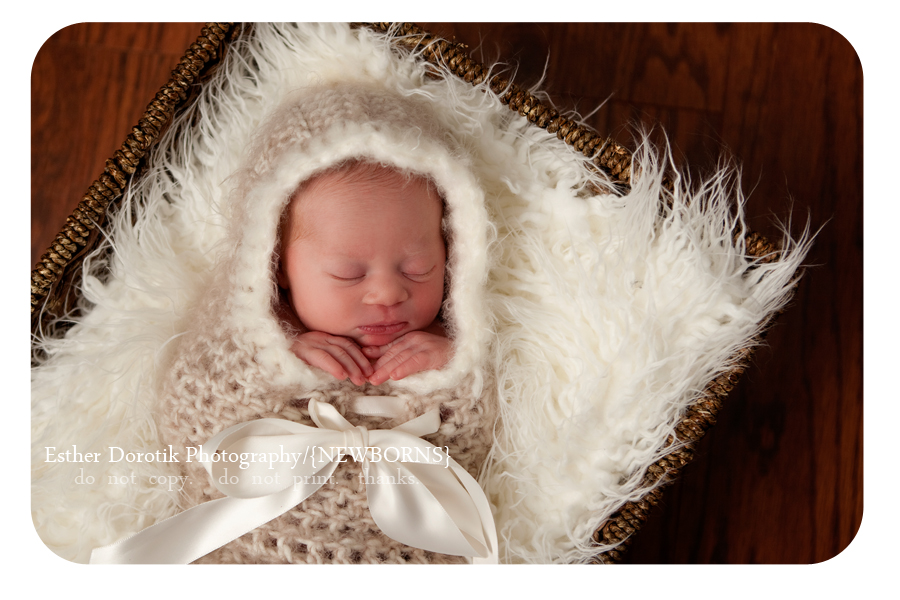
[
  {"left": 326, "top": 288, "right": 361, "bottom": 324},
  {"left": 421, "top": 279, "right": 445, "bottom": 319}
]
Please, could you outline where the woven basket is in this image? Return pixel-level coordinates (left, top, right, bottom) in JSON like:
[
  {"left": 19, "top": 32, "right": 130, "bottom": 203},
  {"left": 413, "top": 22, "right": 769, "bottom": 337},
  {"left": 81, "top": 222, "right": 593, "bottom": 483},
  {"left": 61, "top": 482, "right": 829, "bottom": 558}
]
[{"left": 30, "top": 22, "right": 788, "bottom": 563}]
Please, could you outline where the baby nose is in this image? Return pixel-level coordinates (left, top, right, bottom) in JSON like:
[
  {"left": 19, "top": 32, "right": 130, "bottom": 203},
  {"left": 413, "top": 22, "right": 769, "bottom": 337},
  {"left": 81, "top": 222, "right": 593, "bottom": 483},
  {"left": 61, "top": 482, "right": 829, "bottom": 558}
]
[{"left": 363, "top": 275, "right": 409, "bottom": 307}]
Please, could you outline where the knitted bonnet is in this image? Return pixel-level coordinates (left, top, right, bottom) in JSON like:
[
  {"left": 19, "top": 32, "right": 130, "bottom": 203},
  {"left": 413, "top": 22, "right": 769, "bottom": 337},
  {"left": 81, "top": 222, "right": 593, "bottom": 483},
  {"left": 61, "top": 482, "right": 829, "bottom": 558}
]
[{"left": 221, "top": 82, "right": 492, "bottom": 395}]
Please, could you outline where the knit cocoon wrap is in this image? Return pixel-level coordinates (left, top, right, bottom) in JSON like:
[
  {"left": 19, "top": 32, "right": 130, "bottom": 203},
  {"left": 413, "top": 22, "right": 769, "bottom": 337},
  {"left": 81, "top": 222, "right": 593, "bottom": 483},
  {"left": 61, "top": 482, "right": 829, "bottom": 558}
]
[{"left": 150, "top": 82, "right": 498, "bottom": 563}]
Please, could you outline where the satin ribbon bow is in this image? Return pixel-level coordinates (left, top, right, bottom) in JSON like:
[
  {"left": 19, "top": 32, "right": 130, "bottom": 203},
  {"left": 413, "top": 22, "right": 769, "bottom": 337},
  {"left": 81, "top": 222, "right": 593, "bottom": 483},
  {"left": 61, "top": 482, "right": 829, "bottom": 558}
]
[{"left": 90, "top": 399, "right": 498, "bottom": 564}]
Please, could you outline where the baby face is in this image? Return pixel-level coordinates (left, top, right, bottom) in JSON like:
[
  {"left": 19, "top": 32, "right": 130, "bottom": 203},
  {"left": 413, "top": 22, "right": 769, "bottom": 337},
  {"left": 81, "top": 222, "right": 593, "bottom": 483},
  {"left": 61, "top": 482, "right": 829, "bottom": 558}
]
[{"left": 278, "top": 164, "right": 446, "bottom": 348}]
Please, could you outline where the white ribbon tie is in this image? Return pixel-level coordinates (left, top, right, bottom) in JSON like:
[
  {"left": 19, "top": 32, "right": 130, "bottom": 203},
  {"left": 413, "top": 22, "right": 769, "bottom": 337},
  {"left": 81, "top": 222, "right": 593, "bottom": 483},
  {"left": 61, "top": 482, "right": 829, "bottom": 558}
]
[{"left": 90, "top": 399, "right": 498, "bottom": 564}]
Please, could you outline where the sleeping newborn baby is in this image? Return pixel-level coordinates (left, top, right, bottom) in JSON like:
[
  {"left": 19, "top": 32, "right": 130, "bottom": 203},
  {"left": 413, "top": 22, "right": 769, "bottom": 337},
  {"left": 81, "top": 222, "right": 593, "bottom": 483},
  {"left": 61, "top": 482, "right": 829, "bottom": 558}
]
[
  {"left": 152, "top": 83, "right": 497, "bottom": 563},
  {"left": 277, "top": 160, "right": 452, "bottom": 387}
]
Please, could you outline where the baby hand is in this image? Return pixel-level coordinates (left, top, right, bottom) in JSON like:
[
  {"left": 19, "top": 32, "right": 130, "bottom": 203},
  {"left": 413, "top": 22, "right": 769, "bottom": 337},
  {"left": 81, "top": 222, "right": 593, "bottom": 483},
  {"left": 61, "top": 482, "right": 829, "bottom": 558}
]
[
  {"left": 362, "top": 331, "right": 452, "bottom": 385},
  {"left": 290, "top": 331, "right": 373, "bottom": 386}
]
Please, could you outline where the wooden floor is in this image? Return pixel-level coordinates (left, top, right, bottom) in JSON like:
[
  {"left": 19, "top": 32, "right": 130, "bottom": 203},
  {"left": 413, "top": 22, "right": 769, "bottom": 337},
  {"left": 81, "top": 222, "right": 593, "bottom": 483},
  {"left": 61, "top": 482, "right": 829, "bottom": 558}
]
[{"left": 31, "top": 23, "right": 862, "bottom": 564}]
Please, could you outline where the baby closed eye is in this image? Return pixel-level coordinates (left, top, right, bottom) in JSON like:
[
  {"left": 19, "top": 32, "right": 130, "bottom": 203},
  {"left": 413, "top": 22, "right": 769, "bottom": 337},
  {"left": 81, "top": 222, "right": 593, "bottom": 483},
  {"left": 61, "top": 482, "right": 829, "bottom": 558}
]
[
  {"left": 327, "top": 266, "right": 436, "bottom": 283},
  {"left": 329, "top": 273, "right": 365, "bottom": 282},
  {"left": 402, "top": 266, "right": 436, "bottom": 281}
]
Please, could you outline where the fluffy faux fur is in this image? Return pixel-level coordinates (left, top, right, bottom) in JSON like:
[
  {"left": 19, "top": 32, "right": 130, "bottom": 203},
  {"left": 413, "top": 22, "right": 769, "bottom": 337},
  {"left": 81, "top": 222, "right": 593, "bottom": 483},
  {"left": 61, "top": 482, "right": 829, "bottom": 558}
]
[{"left": 31, "top": 23, "right": 810, "bottom": 564}]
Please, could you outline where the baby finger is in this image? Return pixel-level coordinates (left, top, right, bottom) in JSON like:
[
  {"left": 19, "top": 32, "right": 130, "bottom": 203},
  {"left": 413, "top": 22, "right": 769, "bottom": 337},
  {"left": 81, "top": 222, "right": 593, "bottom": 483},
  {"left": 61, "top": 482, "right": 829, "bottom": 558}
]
[
  {"left": 372, "top": 339, "right": 414, "bottom": 371},
  {"left": 306, "top": 349, "right": 350, "bottom": 382},
  {"left": 329, "top": 338, "right": 373, "bottom": 377},
  {"left": 323, "top": 344, "right": 368, "bottom": 386},
  {"left": 387, "top": 352, "right": 433, "bottom": 381},
  {"left": 369, "top": 348, "right": 417, "bottom": 384}
]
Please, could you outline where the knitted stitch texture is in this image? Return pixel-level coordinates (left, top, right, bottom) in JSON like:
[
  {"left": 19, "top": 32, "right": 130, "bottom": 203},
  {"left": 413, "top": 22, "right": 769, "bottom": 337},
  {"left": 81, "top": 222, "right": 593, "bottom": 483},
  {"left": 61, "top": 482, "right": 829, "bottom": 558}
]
[
  {"left": 152, "top": 83, "right": 497, "bottom": 563},
  {"left": 156, "top": 312, "right": 496, "bottom": 564}
]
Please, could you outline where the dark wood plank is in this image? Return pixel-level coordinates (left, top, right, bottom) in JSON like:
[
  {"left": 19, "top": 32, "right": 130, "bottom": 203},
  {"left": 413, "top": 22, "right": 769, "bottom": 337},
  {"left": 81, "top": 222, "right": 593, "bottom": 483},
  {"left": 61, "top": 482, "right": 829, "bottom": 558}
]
[
  {"left": 31, "top": 23, "right": 204, "bottom": 266},
  {"left": 31, "top": 22, "right": 863, "bottom": 564}
]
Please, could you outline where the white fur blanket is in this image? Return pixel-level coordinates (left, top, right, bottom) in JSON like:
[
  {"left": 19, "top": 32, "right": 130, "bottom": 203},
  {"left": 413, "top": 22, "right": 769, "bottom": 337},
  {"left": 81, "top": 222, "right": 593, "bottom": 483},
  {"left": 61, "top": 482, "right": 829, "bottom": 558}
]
[{"left": 31, "top": 23, "right": 810, "bottom": 564}]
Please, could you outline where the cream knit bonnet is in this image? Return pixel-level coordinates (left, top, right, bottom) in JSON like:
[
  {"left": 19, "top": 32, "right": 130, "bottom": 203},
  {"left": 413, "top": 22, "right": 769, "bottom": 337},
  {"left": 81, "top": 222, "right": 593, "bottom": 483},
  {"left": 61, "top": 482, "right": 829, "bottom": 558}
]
[{"left": 221, "top": 82, "right": 493, "bottom": 396}]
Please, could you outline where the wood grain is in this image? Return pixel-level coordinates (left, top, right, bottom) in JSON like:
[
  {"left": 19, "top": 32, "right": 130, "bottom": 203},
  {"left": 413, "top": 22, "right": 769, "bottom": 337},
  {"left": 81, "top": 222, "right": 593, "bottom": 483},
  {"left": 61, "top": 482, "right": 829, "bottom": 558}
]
[
  {"left": 31, "top": 23, "right": 205, "bottom": 267},
  {"left": 31, "top": 23, "right": 862, "bottom": 564}
]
